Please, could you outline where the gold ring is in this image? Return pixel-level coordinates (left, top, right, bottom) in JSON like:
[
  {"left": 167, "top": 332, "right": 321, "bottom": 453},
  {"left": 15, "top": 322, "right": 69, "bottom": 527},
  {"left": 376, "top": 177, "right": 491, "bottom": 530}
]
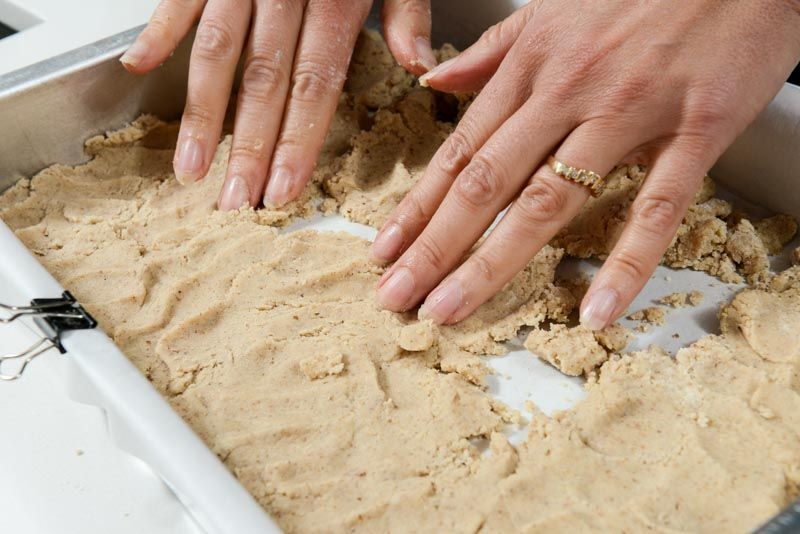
[{"left": 547, "top": 156, "right": 605, "bottom": 197}]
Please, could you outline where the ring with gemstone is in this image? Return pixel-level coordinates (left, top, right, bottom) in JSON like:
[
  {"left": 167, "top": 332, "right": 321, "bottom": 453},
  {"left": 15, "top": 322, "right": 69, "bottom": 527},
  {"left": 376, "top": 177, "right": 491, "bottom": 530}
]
[{"left": 547, "top": 156, "right": 606, "bottom": 197}]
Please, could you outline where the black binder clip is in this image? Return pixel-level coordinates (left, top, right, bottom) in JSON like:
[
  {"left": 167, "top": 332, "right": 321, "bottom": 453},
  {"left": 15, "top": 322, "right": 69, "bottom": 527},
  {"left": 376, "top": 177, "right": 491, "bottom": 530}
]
[{"left": 0, "top": 291, "right": 97, "bottom": 381}]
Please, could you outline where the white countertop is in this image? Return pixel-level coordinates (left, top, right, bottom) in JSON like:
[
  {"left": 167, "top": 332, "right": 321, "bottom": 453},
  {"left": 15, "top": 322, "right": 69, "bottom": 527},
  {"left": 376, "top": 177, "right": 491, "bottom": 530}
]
[
  {"left": 0, "top": 1, "right": 203, "bottom": 533},
  {"left": 0, "top": 0, "right": 158, "bottom": 75}
]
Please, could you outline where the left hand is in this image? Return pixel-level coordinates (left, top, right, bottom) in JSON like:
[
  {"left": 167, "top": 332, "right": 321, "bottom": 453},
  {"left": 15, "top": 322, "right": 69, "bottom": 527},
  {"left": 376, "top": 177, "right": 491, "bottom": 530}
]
[
  {"left": 121, "top": 0, "right": 436, "bottom": 211},
  {"left": 372, "top": 0, "right": 800, "bottom": 329}
]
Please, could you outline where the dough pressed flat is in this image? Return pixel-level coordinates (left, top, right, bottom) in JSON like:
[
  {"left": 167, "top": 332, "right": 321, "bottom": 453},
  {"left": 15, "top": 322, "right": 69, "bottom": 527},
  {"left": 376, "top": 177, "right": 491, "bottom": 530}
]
[{"left": 1, "top": 31, "right": 799, "bottom": 533}]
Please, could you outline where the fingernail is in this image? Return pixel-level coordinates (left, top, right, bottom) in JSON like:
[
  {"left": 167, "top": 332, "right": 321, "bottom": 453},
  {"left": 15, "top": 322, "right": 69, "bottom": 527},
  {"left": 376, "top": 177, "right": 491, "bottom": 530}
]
[
  {"left": 218, "top": 176, "right": 250, "bottom": 211},
  {"left": 120, "top": 40, "right": 149, "bottom": 68},
  {"left": 580, "top": 287, "right": 619, "bottom": 331},
  {"left": 415, "top": 37, "right": 437, "bottom": 71},
  {"left": 174, "top": 137, "right": 204, "bottom": 184},
  {"left": 420, "top": 279, "right": 463, "bottom": 324},
  {"left": 419, "top": 56, "right": 457, "bottom": 87},
  {"left": 264, "top": 167, "right": 294, "bottom": 207},
  {"left": 377, "top": 267, "right": 415, "bottom": 311},
  {"left": 377, "top": 268, "right": 393, "bottom": 289},
  {"left": 372, "top": 223, "right": 404, "bottom": 262}
]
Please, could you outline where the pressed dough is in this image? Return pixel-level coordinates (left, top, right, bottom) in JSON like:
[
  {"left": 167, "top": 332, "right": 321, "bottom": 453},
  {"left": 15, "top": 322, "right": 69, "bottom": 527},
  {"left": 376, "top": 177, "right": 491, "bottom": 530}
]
[{"left": 2, "top": 31, "right": 800, "bottom": 533}]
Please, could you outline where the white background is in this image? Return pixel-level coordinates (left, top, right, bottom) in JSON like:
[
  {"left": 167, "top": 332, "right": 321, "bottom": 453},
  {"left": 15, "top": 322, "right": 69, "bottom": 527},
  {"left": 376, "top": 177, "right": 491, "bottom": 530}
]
[{"left": 0, "top": 2, "right": 202, "bottom": 533}]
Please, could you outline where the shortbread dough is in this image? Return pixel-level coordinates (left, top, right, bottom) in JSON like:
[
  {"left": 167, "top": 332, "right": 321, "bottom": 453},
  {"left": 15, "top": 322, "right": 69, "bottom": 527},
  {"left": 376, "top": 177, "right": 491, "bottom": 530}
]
[
  {"left": 659, "top": 290, "right": 705, "bottom": 307},
  {"left": 2, "top": 31, "right": 799, "bottom": 533}
]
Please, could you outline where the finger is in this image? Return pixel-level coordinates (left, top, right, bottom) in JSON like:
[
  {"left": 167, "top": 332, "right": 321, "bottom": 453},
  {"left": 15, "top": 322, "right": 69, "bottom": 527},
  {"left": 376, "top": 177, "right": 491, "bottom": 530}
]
[
  {"left": 376, "top": 98, "right": 576, "bottom": 313},
  {"left": 217, "top": 0, "right": 305, "bottom": 211},
  {"left": 263, "top": 0, "right": 372, "bottom": 207},
  {"left": 173, "top": 0, "right": 251, "bottom": 185},
  {"left": 580, "top": 142, "right": 709, "bottom": 330},
  {"left": 121, "top": 0, "right": 207, "bottom": 73},
  {"left": 419, "top": 3, "right": 536, "bottom": 93},
  {"left": 371, "top": 49, "right": 536, "bottom": 263},
  {"left": 419, "top": 121, "right": 643, "bottom": 324},
  {"left": 381, "top": 0, "right": 435, "bottom": 76}
]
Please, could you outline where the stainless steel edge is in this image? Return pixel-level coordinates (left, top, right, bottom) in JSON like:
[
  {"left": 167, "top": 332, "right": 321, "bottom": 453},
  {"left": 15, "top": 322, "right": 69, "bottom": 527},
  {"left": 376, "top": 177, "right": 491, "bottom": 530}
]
[
  {"left": 0, "top": 1, "right": 797, "bottom": 530},
  {"left": 713, "top": 84, "right": 800, "bottom": 220},
  {"left": 0, "top": 24, "right": 191, "bottom": 190}
]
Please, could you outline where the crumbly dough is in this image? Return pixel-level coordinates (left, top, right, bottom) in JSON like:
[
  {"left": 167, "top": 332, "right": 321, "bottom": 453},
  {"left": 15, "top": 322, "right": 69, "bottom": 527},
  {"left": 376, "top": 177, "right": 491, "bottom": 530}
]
[
  {"left": 755, "top": 214, "right": 798, "bottom": 255},
  {"left": 2, "top": 30, "right": 799, "bottom": 533},
  {"left": 628, "top": 306, "right": 668, "bottom": 325},
  {"left": 659, "top": 290, "right": 705, "bottom": 307},
  {"left": 552, "top": 167, "right": 797, "bottom": 284},
  {"left": 524, "top": 323, "right": 629, "bottom": 376}
]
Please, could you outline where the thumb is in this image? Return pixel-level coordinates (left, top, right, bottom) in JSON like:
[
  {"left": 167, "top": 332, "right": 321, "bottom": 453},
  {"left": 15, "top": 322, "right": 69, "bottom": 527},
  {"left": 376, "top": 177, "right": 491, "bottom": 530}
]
[
  {"left": 420, "top": 4, "right": 535, "bottom": 94},
  {"left": 381, "top": 0, "right": 436, "bottom": 76}
]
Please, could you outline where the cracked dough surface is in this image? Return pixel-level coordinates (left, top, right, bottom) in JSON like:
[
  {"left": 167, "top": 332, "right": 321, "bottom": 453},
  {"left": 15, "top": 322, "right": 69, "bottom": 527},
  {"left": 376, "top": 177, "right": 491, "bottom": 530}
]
[{"left": 2, "top": 30, "right": 800, "bottom": 533}]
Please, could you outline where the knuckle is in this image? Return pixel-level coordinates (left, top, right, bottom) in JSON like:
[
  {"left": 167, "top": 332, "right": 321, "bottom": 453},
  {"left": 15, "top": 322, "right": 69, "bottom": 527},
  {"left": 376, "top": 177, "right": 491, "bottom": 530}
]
[
  {"left": 182, "top": 102, "right": 214, "bottom": 128},
  {"left": 410, "top": 237, "right": 446, "bottom": 272},
  {"left": 145, "top": 15, "right": 173, "bottom": 43},
  {"left": 230, "top": 136, "right": 268, "bottom": 162},
  {"left": 241, "top": 56, "right": 285, "bottom": 100},
  {"left": 194, "top": 19, "right": 237, "bottom": 59},
  {"left": 516, "top": 176, "right": 570, "bottom": 224},
  {"left": 681, "top": 82, "right": 737, "bottom": 135},
  {"left": 631, "top": 194, "right": 682, "bottom": 232},
  {"left": 469, "top": 254, "right": 496, "bottom": 283},
  {"left": 603, "top": 71, "right": 655, "bottom": 113},
  {"left": 291, "top": 61, "right": 343, "bottom": 103},
  {"left": 480, "top": 21, "right": 507, "bottom": 48},
  {"left": 398, "top": 190, "right": 433, "bottom": 227},
  {"left": 436, "top": 128, "right": 473, "bottom": 177},
  {"left": 162, "top": 0, "right": 200, "bottom": 11},
  {"left": 391, "top": 0, "right": 429, "bottom": 18},
  {"left": 453, "top": 155, "right": 501, "bottom": 208},
  {"left": 609, "top": 250, "right": 648, "bottom": 282}
]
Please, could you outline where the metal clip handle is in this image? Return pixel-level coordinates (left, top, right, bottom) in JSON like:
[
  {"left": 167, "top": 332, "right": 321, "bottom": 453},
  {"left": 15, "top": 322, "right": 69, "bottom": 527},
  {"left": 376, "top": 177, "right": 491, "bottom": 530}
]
[
  {"left": 0, "top": 291, "right": 97, "bottom": 380},
  {"left": 0, "top": 338, "right": 56, "bottom": 381}
]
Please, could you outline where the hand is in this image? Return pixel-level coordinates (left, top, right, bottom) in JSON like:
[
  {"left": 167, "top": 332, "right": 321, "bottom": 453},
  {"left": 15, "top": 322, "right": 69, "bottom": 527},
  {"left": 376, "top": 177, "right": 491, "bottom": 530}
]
[
  {"left": 121, "top": 0, "right": 437, "bottom": 210},
  {"left": 372, "top": 0, "right": 800, "bottom": 328}
]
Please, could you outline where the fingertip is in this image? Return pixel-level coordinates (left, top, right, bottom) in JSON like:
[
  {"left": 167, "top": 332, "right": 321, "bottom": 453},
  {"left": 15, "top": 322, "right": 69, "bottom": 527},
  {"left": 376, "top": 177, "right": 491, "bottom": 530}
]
[
  {"left": 173, "top": 137, "right": 206, "bottom": 185},
  {"left": 417, "top": 56, "right": 460, "bottom": 89},
  {"left": 119, "top": 39, "right": 151, "bottom": 72},
  {"left": 372, "top": 223, "right": 405, "bottom": 262},
  {"left": 218, "top": 175, "right": 251, "bottom": 211},
  {"left": 264, "top": 166, "right": 303, "bottom": 208},
  {"left": 579, "top": 286, "right": 621, "bottom": 331},
  {"left": 414, "top": 36, "right": 437, "bottom": 72}
]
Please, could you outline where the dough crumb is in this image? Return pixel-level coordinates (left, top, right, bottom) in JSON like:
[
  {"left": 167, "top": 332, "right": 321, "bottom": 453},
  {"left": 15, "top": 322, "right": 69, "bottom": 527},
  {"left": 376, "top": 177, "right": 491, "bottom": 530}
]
[
  {"left": 397, "top": 320, "right": 436, "bottom": 352},
  {"left": 726, "top": 220, "right": 770, "bottom": 285},
  {"left": 688, "top": 290, "right": 704, "bottom": 306},
  {"left": 754, "top": 214, "right": 798, "bottom": 255},
  {"left": 299, "top": 352, "right": 346, "bottom": 380},
  {"left": 593, "top": 322, "right": 632, "bottom": 352},
  {"left": 658, "top": 292, "right": 689, "bottom": 307},
  {"left": 3, "top": 28, "right": 800, "bottom": 534},
  {"left": 553, "top": 170, "right": 790, "bottom": 286},
  {"left": 524, "top": 324, "right": 614, "bottom": 376},
  {"left": 658, "top": 290, "right": 704, "bottom": 308},
  {"left": 627, "top": 306, "right": 668, "bottom": 325}
]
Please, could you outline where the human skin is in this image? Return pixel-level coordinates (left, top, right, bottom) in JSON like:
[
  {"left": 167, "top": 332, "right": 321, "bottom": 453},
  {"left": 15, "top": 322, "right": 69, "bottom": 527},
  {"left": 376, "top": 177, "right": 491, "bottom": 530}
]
[
  {"left": 124, "top": 0, "right": 800, "bottom": 330},
  {"left": 372, "top": 0, "right": 800, "bottom": 329},
  {"left": 121, "top": 0, "right": 435, "bottom": 210}
]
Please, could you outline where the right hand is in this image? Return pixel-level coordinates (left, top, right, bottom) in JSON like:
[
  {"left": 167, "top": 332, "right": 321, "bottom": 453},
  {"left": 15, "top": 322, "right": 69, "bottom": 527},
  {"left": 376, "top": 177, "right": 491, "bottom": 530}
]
[{"left": 121, "top": 0, "right": 437, "bottom": 211}]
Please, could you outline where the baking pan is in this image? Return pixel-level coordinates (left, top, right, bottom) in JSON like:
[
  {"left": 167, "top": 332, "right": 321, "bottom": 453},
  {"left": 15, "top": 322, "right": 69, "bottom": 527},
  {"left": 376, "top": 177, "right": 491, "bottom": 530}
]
[{"left": 1, "top": 1, "right": 799, "bottom": 532}]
